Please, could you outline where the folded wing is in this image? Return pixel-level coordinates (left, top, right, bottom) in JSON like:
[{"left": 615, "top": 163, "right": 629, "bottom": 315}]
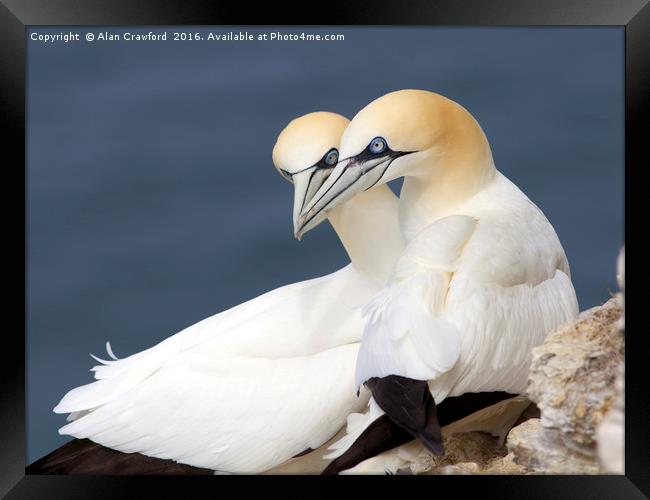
[{"left": 355, "top": 215, "right": 478, "bottom": 387}]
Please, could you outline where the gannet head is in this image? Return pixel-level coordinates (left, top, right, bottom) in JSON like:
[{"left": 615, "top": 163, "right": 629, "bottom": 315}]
[
  {"left": 272, "top": 112, "right": 349, "bottom": 237},
  {"left": 295, "top": 89, "right": 495, "bottom": 238}
]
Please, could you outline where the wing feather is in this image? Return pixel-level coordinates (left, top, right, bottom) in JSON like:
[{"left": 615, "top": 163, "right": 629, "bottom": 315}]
[
  {"left": 55, "top": 264, "right": 374, "bottom": 415},
  {"left": 59, "top": 343, "right": 367, "bottom": 473},
  {"left": 354, "top": 215, "right": 477, "bottom": 387}
]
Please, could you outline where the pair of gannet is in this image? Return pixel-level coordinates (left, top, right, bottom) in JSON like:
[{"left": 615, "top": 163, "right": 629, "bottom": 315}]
[
  {"left": 291, "top": 89, "right": 579, "bottom": 473},
  {"left": 52, "top": 89, "right": 578, "bottom": 475},
  {"left": 52, "top": 112, "right": 405, "bottom": 473}
]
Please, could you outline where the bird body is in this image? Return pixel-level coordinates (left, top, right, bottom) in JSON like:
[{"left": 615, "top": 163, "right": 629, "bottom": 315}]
[
  {"left": 358, "top": 172, "right": 577, "bottom": 404},
  {"left": 296, "top": 90, "right": 579, "bottom": 470}
]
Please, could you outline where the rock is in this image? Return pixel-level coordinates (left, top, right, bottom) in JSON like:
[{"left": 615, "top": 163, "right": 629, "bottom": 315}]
[
  {"left": 596, "top": 365, "right": 624, "bottom": 473},
  {"left": 507, "top": 294, "right": 624, "bottom": 473},
  {"left": 481, "top": 451, "right": 531, "bottom": 474},
  {"left": 527, "top": 295, "right": 623, "bottom": 451},
  {"left": 411, "top": 431, "right": 529, "bottom": 475},
  {"left": 436, "top": 462, "right": 481, "bottom": 475},
  {"left": 617, "top": 246, "right": 625, "bottom": 330},
  {"left": 419, "top": 431, "right": 502, "bottom": 475},
  {"left": 596, "top": 246, "right": 624, "bottom": 474},
  {"left": 507, "top": 418, "right": 599, "bottom": 474}
]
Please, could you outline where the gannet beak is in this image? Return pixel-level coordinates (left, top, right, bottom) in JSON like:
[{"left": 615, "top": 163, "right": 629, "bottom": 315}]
[
  {"left": 291, "top": 167, "right": 333, "bottom": 239},
  {"left": 295, "top": 152, "right": 407, "bottom": 239}
]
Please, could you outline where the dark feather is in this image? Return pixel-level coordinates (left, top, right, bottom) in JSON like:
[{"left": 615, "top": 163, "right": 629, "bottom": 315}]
[
  {"left": 26, "top": 438, "right": 214, "bottom": 475},
  {"left": 321, "top": 414, "right": 412, "bottom": 475},
  {"left": 321, "top": 387, "right": 518, "bottom": 475},
  {"left": 292, "top": 447, "right": 314, "bottom": 458},
  {"left": 366, "top": 375, "right": 444, "bottom": 456}
]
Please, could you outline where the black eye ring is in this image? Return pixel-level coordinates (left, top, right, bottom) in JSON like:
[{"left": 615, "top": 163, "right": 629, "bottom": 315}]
[
  {"left": 323, "top": 148, "right": 339, "bottom": 167},
  {"left": 368, "top": 137, "right": 387, "bottom": 154},
  {"left": 280, "top": 168, "right": 293, "bottom": 181}
]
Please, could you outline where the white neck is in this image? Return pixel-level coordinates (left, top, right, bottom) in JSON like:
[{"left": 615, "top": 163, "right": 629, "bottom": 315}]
[
  {"left": 398, "top": 115, "right": 497, "bottom": 241},
  {"left": 327, "top": 184, "right": 404, "bottom": 285},
  {"left": 398, "top": 159, "right": 497, "bottom": 241}
]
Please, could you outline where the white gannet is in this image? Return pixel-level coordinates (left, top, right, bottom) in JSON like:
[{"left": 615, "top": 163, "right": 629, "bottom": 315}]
[
  {"left": 51, "top": 112, "right": 404, "bottom": 474},
  {"left": 296, "top": 90, "right": 579, "bottom": 473}
]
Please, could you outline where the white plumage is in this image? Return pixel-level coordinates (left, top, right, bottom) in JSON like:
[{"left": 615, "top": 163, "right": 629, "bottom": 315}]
[
  {"left": 355, "top": 214, "right": 474, "bottom": 387},
  {"left": 356, "top": 173, "right": 578, "bottom": 403},
  {"left": 55, "top": 267, "right": 376, "bottom": 472}
]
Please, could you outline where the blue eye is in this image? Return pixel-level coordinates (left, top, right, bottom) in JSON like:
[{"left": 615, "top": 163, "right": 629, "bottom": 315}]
[
  {"left": 368, "top": 137, "right": 387, "bottom": 154},
  {"left": 324, "top": 148, "right": 338, "bottom": 166}
]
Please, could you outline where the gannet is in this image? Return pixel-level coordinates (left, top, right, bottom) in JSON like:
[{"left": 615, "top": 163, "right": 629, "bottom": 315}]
[
  {"left": 51, "top": 112, "right": 404, "bottom": 474},
  {"left": 296, "top": 90, "right": 579, "bottom": 473}
]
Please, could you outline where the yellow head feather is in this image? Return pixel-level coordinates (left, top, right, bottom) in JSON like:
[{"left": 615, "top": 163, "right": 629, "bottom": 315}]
[{"left": 272, "top": 112, "right": 350, "bottom": 175}]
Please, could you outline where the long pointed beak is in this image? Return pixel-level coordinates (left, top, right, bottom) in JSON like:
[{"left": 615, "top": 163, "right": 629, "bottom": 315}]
[
  {"left": 295, "top": 155, "right": 392, "bottom": 239},
  {"left": 291, "top": 167, "right": 332, "bottom": 239}
]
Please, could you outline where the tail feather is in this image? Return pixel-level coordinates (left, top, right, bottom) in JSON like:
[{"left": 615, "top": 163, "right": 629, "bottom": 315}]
[
  {"left": 54, "top": 342, "right": 178, "bottom": 414},
  {"left": 105, "top": 341, "right": 119, "bottom": 360}
]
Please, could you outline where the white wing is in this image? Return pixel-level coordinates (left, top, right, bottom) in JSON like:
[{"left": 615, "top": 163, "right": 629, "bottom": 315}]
[
  {"left": 54, "top": 264, "right": 378, "bottom": 472},
  {"left": 354, "top": 215, "right": 477, "bottom": 387},
  {"left": 59, "top": 342, "right": 368, "bottom": 473},
  {"left": 55, "top": 264, "right": 374, "bottom": 415},
  {"left": 432, "top": 175, "right": 579, "bottom": 398}
]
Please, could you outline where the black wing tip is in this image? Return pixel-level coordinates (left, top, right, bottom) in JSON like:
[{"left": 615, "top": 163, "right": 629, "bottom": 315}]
[
  {"left": 321, "top": 459, "right": 343, "bottom": 475},
  {"left": 418, "top": 434, "right": 445, "bottom": 457}
]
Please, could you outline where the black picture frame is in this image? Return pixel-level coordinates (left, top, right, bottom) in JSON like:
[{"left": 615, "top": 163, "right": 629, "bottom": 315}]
[{"left": 1, "top": 0, "right": 646, "bottom": 497}]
